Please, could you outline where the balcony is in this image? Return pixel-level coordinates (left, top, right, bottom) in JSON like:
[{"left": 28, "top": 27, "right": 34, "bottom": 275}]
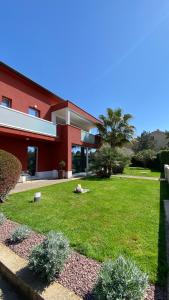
[
  {"left": 81, "top": 130, "right": 96, "bottom": 144},
  {"left": 0, "top": 106, "right": 56, "bottom": 137}
]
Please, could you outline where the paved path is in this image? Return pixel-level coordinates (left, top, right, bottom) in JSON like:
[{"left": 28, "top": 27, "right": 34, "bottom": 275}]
[
  {"left": 10, "top": 174, "right": 163, "bottom": 194},
  {"left": 10, "top": 177, "right": 80, "bottom": 194},
  {"left": 0, "top": 276, "right": 21, "bottom": 300},
  {"left": 111, "top": 174, "right": 160, "bottom": 181}
]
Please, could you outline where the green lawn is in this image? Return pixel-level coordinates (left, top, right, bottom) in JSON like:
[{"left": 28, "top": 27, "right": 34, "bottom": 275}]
[
  {"left": 124, "top": 167, "right": 161, "bottom": 178},
  {"left": 0, "top": 177, "right": 167, "bottom": 284}
]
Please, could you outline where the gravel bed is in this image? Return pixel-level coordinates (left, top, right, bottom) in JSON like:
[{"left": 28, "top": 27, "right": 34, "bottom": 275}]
[{"left": 0, "top": 219, "right": 166, "bottom": 299}]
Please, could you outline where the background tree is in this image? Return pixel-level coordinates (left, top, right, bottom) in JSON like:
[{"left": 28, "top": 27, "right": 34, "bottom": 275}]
[
  {"left": 131, "top": 149, "right": 156, "bottom": 168},
  {"left": 133, "top": 131, "right": 155, "bottom": 152},
  {"left": 165, "top": 131, "right": 169, "bottom": 147},
  {"left": 97, "top": 108, "right": 135, "bottom": 148}
]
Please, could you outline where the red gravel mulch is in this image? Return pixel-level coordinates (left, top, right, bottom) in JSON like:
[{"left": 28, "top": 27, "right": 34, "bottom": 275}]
[{"left": 0, "top": 219, "right": 167, "bottom": 299}]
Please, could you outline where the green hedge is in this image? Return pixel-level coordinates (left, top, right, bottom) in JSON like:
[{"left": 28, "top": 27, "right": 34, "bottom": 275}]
[
  {"left": 158, "top": 150, "right": 169, "bottom": 171},
  {"left": 0, "top": 150, "right": 22, "bottom": 202}
]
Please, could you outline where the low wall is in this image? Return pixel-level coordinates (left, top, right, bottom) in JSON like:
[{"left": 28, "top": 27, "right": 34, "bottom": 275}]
[
  {"left": 164, "top": 165, "right": 169, "bottom": 183},
  {"left": 0, "top": 243, "right": 81, "bottom": 300}
]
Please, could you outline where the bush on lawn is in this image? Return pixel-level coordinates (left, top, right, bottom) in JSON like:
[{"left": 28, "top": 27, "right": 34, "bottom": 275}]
[
  {"left": 89, "top": 144, "right": 130, "bottom": 178},
  {"left": 131, "top": 149, "right": 156, "bottom": 168},
  {"left": 94, "top": 256, "right": 148, "bottom": 300},
  {"left": 29, "top": 231, "right": 70, "bottom": 282},
  {"left": 0, "top": 213, "right": 6, "bottom": 225},
  {"left": 158, "top": 150, "right": 169, "bottom": 171},
  {"left": 0, "top": 150, "right": 22, "bottom": 203},
  {"left": 10, "top": 225, "right": 31, "bottom": 243}
]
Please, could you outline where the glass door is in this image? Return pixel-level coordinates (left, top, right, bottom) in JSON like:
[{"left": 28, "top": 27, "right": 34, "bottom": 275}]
[
  {"left": 27, "top": 146, "right": 38, "bottom": 176},
  {"left": 72, "top": 145, "right": 86, "bottom": 174}
]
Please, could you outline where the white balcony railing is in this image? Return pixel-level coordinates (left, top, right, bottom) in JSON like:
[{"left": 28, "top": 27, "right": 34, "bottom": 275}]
[
  {"left": 81, "top": 130, "right": 96, "bottom": 144},
  {"left": 0, "top": 106, "right": 56, "bottom": 137}
]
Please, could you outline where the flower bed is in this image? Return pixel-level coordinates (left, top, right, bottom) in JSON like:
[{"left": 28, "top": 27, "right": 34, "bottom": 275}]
[{"left": 0, "top": 219, "right": 166, "bottom": 299}]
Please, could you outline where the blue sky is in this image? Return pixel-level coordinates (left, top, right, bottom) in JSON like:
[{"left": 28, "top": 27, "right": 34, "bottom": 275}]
[{"left": 1, "top": 0, "right": 169, "bottom": 135}]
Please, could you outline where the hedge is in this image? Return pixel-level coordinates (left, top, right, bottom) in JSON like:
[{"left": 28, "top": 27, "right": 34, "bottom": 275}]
[{"left": 0, "top": 150, "right": 22, "bottom": 202}]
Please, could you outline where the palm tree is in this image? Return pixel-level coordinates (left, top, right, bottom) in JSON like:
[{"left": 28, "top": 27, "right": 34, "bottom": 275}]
[{"left": 97, "top": 108, "right": 135, "bottom": 148}]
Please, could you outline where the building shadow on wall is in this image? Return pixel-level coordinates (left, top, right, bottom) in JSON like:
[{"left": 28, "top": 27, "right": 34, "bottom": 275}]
[{"left": 155, "top": 180, "right": 169, "bottom": 299}]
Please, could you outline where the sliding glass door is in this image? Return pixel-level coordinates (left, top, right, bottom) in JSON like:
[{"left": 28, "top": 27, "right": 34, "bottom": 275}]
[
  {"left": 27, "top": 146, "right": 38, "bottom": 176},
  {"left": 72, "top": 145, "right": 96, "bottom": 174}
]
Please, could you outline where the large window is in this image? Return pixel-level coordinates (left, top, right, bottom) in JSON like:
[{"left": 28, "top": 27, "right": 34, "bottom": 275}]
[
  {"left": 72, "top": 145, "right": 96, "bottom": 174},
  {"left": 72, "top": 146, "right": 86, "bottom": 174},
  {"left": 27, "top": 146, "right": 38, "bottom": 176},
  {"left": 28, "top": 107, "right": 40, "bottom": 117},
  {"left": 1, "top": 97, "right": 11, "bottom": 108}
]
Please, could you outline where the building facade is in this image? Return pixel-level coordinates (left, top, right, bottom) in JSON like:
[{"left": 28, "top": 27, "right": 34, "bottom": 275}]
[{"left": 0, "top": 62, "right": 101, "bottom": 179}]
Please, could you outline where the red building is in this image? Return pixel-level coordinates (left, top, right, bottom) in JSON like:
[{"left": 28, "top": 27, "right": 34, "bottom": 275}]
[{"left": 0, "top": 62, "right": 101, "bottom": 179}]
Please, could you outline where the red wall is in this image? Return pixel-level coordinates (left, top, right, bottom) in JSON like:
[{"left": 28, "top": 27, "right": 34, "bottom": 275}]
[
  {"left": 0, "top": 64, "right": 100, "bottom": 174},
  {"left": 0, "top": 67, "right": 62, "bottom": 121},
  {"left": 52, "top": 125, "right": 100, "bottom": 172},
  {"left": 0, "top": 136, "right": 54, "bottom": 172}
]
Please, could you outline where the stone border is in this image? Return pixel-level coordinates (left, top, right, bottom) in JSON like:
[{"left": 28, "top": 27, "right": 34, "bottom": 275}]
[{"left": 0, "top": 243, "right": 81, "bottom": 300}]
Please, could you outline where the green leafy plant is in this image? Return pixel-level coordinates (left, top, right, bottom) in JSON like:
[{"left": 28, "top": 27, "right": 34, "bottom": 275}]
[
  {"left": 131, "top": 149, "right": 156, "bottom": 168},
  {"left": 10, "top": 225, "right": 31, "bottom": 243},
  {"left": 90, "top": 144, "right": 130, "bottom": 178},
  {"left": 97, "top": 108, "right": 135, "bottom": 148},
  {"left": 158, "top": 150, "right": 169, "bottom": 171},
  {"left": 29, "top": 231, "right": 70, "bottom": 282},
  {"left": 0, "top": 213, "right": 6, "bottom": 225},
  {"left": 59, "top": 160, "right": 66, "bottom": 170},
  {"left": 132, "top": 130, "right": 155, "bottom": 152},
  {"left": 94, "top": 256, "right": 148, "bottom": 300},
  {"left": 0, "top": 150, "right": 22, "bottom": 202}
]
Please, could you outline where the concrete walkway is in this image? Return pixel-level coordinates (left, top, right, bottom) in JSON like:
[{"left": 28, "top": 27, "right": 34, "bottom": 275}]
[
  {"left": 111, "top": 174, "right": 160, "bottom": 181},
  {"left": 10, "top": 174, "right": 162, "bottom": 194},
  {"left": 10, "top": 177, "right": 80, "bottom": 194}
]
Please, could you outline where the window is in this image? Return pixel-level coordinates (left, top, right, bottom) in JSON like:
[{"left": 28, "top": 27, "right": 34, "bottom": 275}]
[
  {"left": 1, "top": 97, "right": 11, "bottom": 108},
  {"left": 28, "top": 107, "right": 40, "bottom": 117}
]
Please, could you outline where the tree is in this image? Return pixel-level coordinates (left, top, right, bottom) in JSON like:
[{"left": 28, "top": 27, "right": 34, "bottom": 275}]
[
  {"left": 131, "top": 149, "right": 156, "bottom": 168},
  {"left": 97, "top": 108, "right": 135, "bottom": 148},
  {"left": 89, "top": 144, "right": 130, "bottom": 178},
  {"left": 133, "top": 131, "right": 155, "bottom": 152},
  {"left": 165, "top": 131, "right": 169, "bottom": 147}
]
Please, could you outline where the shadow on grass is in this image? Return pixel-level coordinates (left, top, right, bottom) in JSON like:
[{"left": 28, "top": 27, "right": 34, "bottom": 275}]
[{"left": 154, "top": 180, "right": 169, "bottom": 299}]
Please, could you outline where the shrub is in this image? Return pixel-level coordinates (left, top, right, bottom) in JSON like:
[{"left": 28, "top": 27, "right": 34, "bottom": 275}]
[
  {"left": 29, "top": 231, "right": 70, "bottom": 282},
  {"left": 0, "top": 212, "right": 6, "bottom": 225},
  {"left": 158, "top": 150, "right": 169, "bottom": 171},
  {"left": 10, "top": 225, "right": 31, "bottom": 243},
  {"left": 112, "top": 163, "right": 124, "bottom": 174},
  {"left": 94, "top": 256, "right": 148, "bottom": 300},
  {"left": 131, "top": 149, "right": 156, "bottom": 168},
  {"left": 89, "top": 145, "right": 130, "bottom": 178},
  {"left": 0, "top": 150, "right": 22, "bottom": 202}
]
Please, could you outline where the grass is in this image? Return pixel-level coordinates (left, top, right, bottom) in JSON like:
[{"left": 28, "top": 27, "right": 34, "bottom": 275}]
[
  {"left": 124, "top": 167, "right": 161, "bottom": 178},
  {"left": 0, "top": 177, "right": 167, "bottom": 285}
]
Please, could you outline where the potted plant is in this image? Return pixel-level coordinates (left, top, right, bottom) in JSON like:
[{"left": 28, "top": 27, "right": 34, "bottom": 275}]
[{"left": 58, "top": 160, "right": 66, "bottom": 179}]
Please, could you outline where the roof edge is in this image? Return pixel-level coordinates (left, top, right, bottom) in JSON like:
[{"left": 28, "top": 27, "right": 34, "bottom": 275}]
[{"left": 0, "top": 61, "right": 65, "bottom": 103}]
